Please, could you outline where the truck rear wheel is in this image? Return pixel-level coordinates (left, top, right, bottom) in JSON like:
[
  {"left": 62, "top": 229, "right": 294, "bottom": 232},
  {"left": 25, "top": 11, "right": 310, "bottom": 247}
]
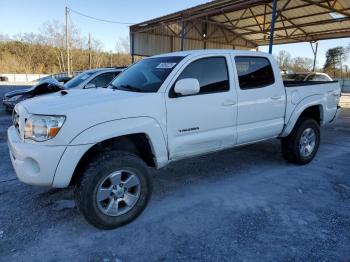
[
  {"left": 74, "top": 150, "right": 152, "bottom": 229},
  {"left": 281, "top": 117, "right": 320, "bottom": 165}
]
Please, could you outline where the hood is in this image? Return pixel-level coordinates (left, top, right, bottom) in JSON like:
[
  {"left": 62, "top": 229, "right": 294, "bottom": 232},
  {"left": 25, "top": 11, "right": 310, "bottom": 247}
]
[
  {"left": 19, "top": 88, "right": 152, "bottom": 115},
  {"left": 4, "top": 78, "right": 64, "bottom": 98},
  {"left": 16, "top": 87, "right": 165, "bottom": 147},
  {"left": 4, "top": 88, "right": 31, "bottom": 98},
  {"left": 42, "top": 78, "right": 65, "bottom": 88},
  {"left": 32, "top": 78, "right": 65, "bottom": 91}
]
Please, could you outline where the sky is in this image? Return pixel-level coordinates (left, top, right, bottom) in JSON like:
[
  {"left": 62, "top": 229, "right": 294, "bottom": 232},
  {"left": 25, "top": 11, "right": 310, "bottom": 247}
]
[{"left": 0, "top": 0, "right": 349, "bottom": 67}]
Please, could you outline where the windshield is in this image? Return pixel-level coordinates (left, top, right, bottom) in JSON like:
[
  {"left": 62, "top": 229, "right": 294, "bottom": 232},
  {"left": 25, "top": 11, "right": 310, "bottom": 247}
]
[
  {"left": 64, "top": 72, "right": 94, "bottom": 89},
  {"left": 282, "top": 74, "right": 308, "bottom": 81},
  {"left": 305, "top": 74, "right": 317, "bottom": 80},
  {"left": 109, "top": 56, "right": 184, "bottom": 92}
]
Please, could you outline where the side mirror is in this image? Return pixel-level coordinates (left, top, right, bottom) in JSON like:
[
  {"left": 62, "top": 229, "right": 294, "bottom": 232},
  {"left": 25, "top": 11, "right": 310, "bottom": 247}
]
[
  {"left": 85, "top": 83, "right": 96, "bottom": 89},
  {"left": 174, "top": 78, "right": 200, "bottom": 96}
]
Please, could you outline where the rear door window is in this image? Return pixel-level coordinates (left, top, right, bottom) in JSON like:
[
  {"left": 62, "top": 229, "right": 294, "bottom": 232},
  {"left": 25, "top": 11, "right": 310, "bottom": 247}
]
[{"left": 235, "top": 56, "right": 275, "bottom": 89}]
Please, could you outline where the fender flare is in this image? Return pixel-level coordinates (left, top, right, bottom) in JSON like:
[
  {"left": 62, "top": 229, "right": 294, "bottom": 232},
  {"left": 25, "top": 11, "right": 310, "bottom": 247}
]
[
  {"left": 52, "top": 117, "right": 168, "bottom": 188},
  {"left": 280, "top": 94, "right": 325, "bottom": 137}
]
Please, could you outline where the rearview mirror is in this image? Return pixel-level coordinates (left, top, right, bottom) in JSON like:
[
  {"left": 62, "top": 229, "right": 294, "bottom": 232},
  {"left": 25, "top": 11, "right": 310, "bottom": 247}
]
[
  {"left": 85, "top": 83, "right": 96, "bottom": 89},
  {"left": 174, "top": 78, "right": 200, "bottom": 96}
]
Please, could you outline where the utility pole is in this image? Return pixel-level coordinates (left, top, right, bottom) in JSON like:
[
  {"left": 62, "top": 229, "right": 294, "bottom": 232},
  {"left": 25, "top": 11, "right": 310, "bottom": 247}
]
[
  {"left": 65, "top": 6, "right": 71, "bottom": 76},
  {"left": 88, "top": 32, "right": 92, "bottom": 69},
  {"left": 110, "top": 51, "right": 113, "bottom": 67}
]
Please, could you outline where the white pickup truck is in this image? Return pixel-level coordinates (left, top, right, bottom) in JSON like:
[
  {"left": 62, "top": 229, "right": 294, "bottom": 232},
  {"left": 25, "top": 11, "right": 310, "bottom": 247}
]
[{"left": 8, "top": 50, "right": 341, "bottom": 229}]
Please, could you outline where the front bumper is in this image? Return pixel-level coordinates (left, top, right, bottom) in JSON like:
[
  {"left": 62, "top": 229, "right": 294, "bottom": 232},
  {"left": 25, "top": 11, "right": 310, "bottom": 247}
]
[{"left": 7, "top": 126, "right": 66, "bottom": 186}]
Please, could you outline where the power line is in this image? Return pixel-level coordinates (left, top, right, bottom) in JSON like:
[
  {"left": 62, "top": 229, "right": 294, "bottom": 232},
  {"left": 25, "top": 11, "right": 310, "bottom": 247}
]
[{"left": 68, "top": 7, "right": 134, "bottom": 25}]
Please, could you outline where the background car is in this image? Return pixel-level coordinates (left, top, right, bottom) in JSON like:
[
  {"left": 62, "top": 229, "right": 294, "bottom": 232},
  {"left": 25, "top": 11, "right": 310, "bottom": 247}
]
[
  {"left": 304, "top": 72, "right": 333, "bottom": 81},
  {"left": 2, "top": 78, "right": 64, "bottom": 112},
  {"left": 2, "top": 67, "right": 125, "bottom": 112},
  {"left": 282, "top": 72, "right": 333, "bottom": 82},
  {"left": 64, "top": 67, "right": 124, "bottom": 89}
]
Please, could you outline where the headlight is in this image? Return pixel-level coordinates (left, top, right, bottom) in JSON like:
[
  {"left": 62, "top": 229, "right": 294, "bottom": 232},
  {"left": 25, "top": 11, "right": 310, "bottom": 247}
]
[
  {"left": 24, "top": 115, "right": 65, "bottom": 141},
  {"left": 8, "top": 95, "right": 22, "bottom": 102}
]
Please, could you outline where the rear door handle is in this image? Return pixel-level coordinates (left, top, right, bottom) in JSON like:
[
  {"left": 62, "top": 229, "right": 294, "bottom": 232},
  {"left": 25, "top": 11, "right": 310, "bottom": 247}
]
[
  {"left": 271, "top": 94, "right": 282, "bottom": 100},
  {"left": 222, "top": 100, "right": 237, "bottom": 106}
]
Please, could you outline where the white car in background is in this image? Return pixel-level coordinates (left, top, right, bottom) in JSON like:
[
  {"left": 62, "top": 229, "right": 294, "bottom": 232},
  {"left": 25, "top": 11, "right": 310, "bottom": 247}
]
[
  {"left": 283, "top": 72, "right": 333, "bottom": 82},
  {"left": 304, "top": 72, "right": 333, "bottom": 81},
  {"left": 64, "top": 68, "right": 124, "bottom": 89}
]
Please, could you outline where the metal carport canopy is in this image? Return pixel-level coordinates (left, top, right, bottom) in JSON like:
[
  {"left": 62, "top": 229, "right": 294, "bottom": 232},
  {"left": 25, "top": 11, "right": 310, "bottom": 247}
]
[{"left": 129, "top": 0, "right": 350, "bottom": 57}]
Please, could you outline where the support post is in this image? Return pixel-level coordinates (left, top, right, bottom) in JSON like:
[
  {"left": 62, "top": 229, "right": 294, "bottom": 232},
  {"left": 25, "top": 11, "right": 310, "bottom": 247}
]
[
  {"left": 202, "top": 16, "right": 208, "bottom": 49},
  {"left": 310, "top": 41, "right": 318, "bottom": 72},
  {"left": 65, "top": 6, "right": 71, "bottom": 76},
  {"left": 203, "top": 17, "right": 208, "bottom": 49},
  {"left": 268, "top": 0, "right": 277, "bottom": 54},
  {"left": 180, "top": 18, "right": 185, "bottom": 51},
  {"left": 130, "top": 33, "right": 135, "bottom": 64},
  {"left": 170, "top": 36, "right": 174, "bottom": 52}
]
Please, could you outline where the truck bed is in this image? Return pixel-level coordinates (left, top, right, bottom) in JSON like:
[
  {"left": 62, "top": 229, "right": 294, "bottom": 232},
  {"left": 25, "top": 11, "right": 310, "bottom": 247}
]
[
  {"left": 283, "top": 80, "right": 338, "bottom": 87},
  {"left": 283, "top": 80, "right": 341, "bottom": 135}
]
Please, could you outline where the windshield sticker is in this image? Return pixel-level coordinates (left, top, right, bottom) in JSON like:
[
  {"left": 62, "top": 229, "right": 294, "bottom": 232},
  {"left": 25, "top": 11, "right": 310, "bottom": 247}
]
[{"left": 156, "top": 63, "right": 177, "bottom": 69}]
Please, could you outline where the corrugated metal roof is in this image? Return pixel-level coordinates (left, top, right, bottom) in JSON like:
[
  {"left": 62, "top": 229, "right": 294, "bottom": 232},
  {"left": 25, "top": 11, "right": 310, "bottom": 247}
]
[{"left": 130, "top": 0, "right": 350, "bottom": 56}]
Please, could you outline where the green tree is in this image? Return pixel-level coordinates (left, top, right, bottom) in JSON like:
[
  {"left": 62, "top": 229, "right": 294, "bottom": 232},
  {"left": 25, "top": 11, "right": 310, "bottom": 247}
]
[{"left": 323, "top": 46, "right": 348, "bottom": 78}]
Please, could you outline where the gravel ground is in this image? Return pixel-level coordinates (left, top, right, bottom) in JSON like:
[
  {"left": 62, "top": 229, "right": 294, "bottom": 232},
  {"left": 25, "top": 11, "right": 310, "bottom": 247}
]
[{"left": 0, "top": 86, "right": 350, "bottom": 261}]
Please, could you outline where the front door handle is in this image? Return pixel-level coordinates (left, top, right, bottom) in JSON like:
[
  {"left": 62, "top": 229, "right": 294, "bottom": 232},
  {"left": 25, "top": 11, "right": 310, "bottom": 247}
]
[
  {"left": 271, "top": 94, "right": 282, "bottom": 100},
  {"left": 222, "top": 100, "right": 237, "bottom": 106}
]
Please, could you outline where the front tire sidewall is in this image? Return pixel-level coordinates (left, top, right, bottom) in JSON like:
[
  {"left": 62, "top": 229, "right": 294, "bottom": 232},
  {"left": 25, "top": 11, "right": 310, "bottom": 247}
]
[{"left": 75, "top": 151, "right": 152, "bottom": 229}]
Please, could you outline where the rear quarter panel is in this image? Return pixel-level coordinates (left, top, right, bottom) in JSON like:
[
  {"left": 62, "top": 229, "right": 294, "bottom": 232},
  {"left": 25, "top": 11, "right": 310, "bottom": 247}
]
[{"left": 281, "top": 81, "right": 341, "bottom": 136}]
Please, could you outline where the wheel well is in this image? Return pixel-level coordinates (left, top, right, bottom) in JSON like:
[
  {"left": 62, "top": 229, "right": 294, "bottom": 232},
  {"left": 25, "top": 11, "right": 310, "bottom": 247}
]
[
  {"left": 70, "top": 133, "right": 155, "bottom": 186},
  {"left": 299, "top": 105, "right": 322, "bottom": 124}
]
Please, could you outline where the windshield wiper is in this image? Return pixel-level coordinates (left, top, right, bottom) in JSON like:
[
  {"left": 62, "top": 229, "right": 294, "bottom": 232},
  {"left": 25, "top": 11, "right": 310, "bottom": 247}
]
[{"left": 111, "top": 84, "right": 144, "bottom": 92}]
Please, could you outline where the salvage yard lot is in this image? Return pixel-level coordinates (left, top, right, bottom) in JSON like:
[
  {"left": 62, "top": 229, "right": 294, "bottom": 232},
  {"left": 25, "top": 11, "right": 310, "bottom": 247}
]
[{"left": 0, "top": 86, "right": 349, "bottom": 261}]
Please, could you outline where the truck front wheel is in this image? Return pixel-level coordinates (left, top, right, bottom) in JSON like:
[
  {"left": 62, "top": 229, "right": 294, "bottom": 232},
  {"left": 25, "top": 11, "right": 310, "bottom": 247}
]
[
  {"left": 281, "top": 117, "right": 320, "bottom": 165},
  {"left": 74, "top": 150, "right": 152, "bottom": 229}
]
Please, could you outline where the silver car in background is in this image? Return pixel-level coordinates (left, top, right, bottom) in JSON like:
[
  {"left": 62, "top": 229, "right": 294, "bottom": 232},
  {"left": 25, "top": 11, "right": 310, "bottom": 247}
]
[{"left": 64, "top": 68, "right": 124, "bottom": 89}]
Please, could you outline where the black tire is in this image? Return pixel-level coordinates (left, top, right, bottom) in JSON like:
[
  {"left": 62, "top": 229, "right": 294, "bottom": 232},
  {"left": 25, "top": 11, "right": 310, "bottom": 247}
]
[
  {"left": 74, "top": 150, "right": 152, "bottom": 229},
  {"left": 281, "top": 117, "right": 320, "bottom": 165}
]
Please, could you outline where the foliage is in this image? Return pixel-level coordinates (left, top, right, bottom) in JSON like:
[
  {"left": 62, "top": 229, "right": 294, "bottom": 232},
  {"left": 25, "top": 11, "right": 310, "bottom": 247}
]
[
  {"left": 323, "top": 46, "right": 348, "bottom": 78},
  {"left": 0, "top": 20, "right": 132, "bottom": 74},
  {"left": 291, "top": 57, "right": 314, "bottom": 72},
  {"left": 275, "top": 50, "right": 313, "bottom": 73},
  {"left": 275, "top": 50, "right": 291, "bottom": 70}
]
